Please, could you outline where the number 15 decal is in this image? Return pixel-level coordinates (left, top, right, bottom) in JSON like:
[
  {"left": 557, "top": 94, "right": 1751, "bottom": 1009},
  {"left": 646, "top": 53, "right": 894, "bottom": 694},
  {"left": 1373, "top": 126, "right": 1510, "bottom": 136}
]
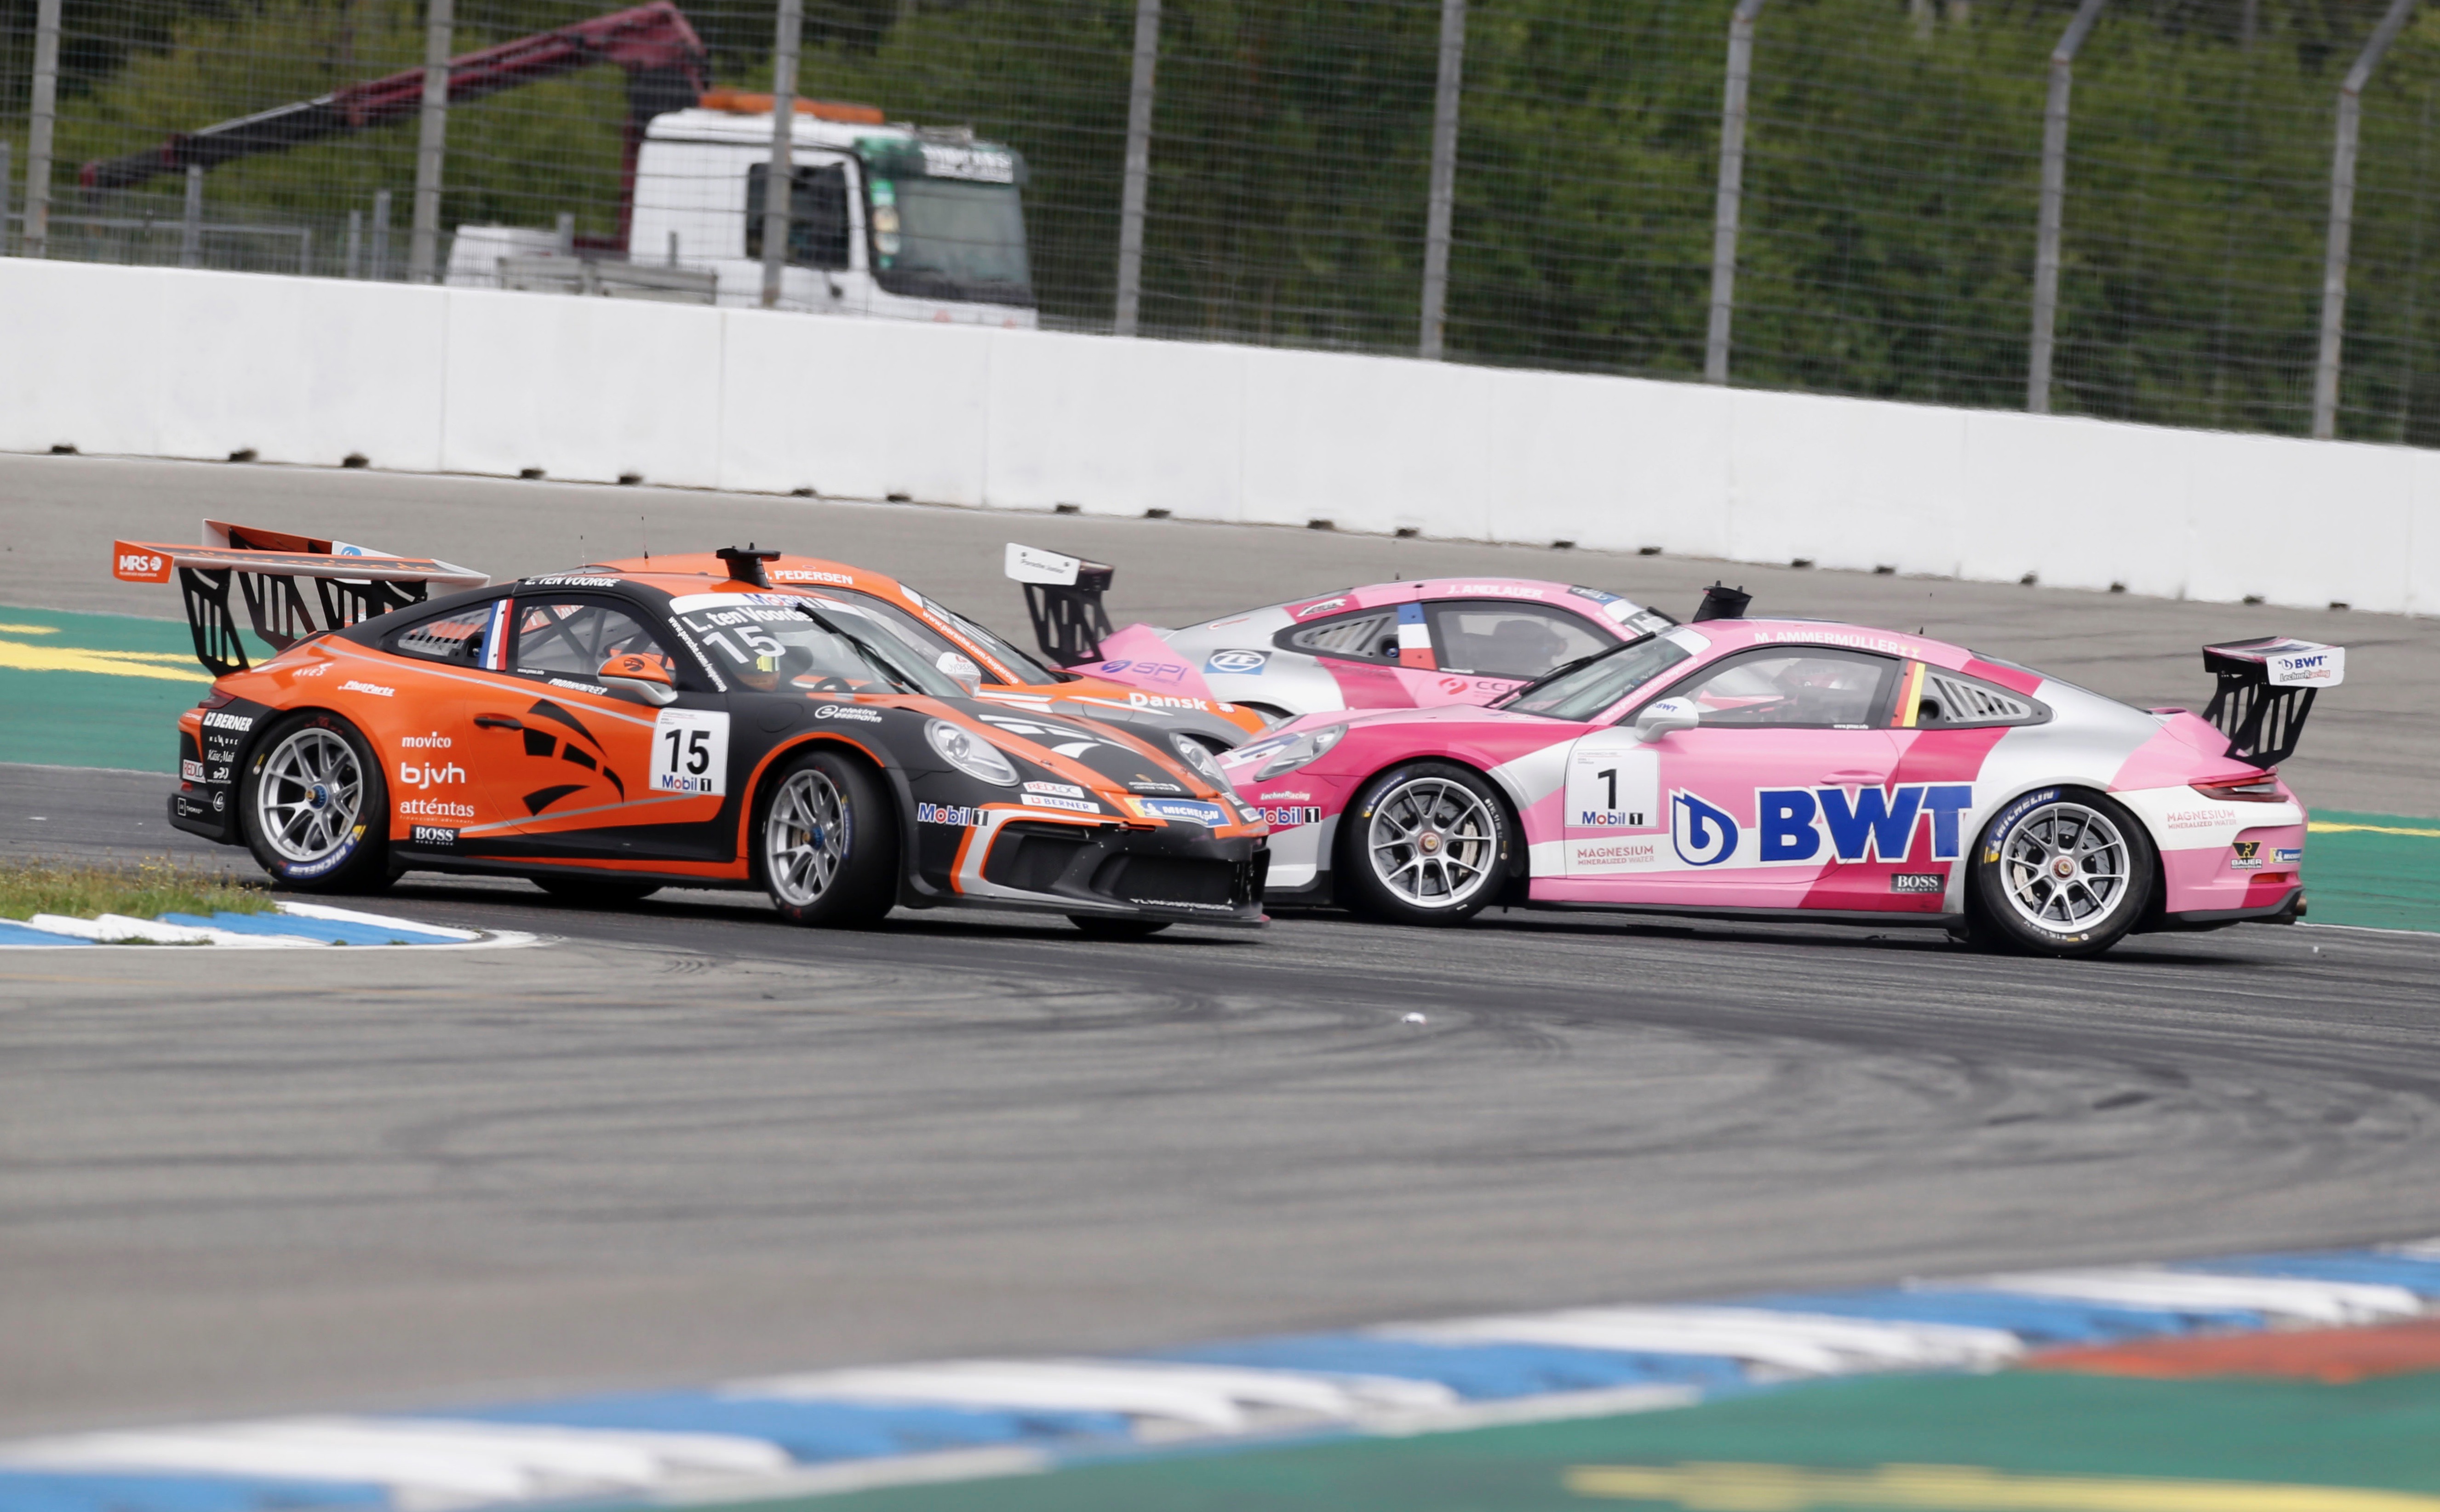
[{"left": 651, "top": 708, "right": 730, "bottom": 797}]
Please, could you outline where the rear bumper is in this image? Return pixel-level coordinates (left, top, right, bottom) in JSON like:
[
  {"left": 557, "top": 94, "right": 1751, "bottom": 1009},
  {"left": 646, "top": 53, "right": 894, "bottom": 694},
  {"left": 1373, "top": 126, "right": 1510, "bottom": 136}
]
[{"left": 2146, "top": 883, "right": 2305, "bottom": 932}]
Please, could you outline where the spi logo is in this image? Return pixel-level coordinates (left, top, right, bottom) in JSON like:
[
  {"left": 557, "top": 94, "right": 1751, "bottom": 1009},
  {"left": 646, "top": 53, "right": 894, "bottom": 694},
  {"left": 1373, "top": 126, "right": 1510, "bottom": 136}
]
[
  {"left": 1205, "top": 649, "right": 1268, "bottom": 675},
  {"left": 1672, "top": 791, "right": 1739, "bottom": 866},
  {"left": 1756, "top": 783, "right": 1976, "bottom": 864}
]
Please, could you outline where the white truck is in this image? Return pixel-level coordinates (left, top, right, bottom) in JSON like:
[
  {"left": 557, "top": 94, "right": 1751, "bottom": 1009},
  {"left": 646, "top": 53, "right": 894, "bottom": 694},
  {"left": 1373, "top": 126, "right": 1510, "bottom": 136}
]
[{"left": 453, "top": 91, "right": 1039, "bottom": 327}]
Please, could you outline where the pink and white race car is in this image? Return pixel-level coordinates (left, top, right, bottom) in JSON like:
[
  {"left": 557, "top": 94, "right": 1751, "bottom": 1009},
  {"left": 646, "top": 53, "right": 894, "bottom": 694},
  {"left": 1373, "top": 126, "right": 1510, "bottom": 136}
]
[
  {"left": 1207, "top": 592, "right": 2342, "bottom": 958},
  {"left": 1004, "top": 543, "right": 1673, "bottom": 723}
]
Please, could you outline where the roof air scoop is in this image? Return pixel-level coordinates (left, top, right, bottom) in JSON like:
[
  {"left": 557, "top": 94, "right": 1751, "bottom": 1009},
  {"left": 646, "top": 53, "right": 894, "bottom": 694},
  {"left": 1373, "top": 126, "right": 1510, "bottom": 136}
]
[
  {"left": 717, "top": 545, "right": 782, "bottom": 588},
  {"left": 1693, "top": 582, "right": 1752, "bottom": 622}
]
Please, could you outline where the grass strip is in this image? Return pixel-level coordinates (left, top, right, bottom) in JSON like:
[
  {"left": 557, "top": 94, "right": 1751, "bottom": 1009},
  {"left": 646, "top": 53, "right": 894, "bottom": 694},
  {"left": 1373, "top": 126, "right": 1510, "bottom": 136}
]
[{"left": 0, "top": 858, "right": 273, "bottom": 922}]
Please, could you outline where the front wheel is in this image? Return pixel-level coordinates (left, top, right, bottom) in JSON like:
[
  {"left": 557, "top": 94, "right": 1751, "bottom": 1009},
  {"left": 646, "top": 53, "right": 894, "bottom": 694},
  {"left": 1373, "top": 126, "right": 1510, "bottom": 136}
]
[
  {"left": 1337, "top": 761, "right": 1510, "bottom": 926},
  {"left": 1969, "top": 787, "right": 2154, "bottom": 958},
  {"left": 239, "top": 712, "right": 392, "bottom": 893},
  {"left": 753, "top": 748, "right": 899, "bottom": 928}
]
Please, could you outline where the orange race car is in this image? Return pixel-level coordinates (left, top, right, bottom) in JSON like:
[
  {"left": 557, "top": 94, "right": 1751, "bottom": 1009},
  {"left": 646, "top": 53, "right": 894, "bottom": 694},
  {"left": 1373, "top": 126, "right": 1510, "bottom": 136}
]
[{"left": 114, "top": 525, "right": 1268, "bottom": 934}]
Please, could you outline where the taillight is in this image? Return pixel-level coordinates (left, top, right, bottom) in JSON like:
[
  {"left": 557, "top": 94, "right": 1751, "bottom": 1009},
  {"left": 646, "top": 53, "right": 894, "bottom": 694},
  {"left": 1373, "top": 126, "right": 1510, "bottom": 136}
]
[
  {"left": 197, "top": 689, "right": 235, "bottom": 709},
  {"left": 2190, "top": 771, "right": 2285, "bottom": 802}
]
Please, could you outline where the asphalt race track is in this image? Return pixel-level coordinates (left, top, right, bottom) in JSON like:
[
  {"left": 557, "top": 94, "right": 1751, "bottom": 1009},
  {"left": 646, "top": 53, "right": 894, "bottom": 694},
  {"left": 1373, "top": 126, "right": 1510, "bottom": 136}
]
[
  {"left": 2, "top": 456, "right": 2437, "bottom": 1450},
  {"left": 5, "top": 762, "right": 2439, "bottom": 1442}
]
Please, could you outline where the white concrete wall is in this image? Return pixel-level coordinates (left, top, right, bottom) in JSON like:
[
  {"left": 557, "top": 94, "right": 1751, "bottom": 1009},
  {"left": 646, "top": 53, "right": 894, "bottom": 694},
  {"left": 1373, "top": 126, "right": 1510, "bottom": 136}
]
[{"left": 3, "top": 256, "right": 2430, "bottom": 615}]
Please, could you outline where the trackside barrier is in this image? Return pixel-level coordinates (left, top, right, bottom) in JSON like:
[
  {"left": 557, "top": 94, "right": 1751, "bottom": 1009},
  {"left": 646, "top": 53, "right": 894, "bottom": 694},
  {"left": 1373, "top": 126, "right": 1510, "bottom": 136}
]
[{"left": 3, "top": 256, "right": 2435, "bottom": 615}]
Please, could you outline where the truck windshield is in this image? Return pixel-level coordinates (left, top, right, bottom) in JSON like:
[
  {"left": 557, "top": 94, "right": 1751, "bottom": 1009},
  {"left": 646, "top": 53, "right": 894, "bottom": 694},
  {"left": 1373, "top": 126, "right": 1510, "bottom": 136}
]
[{"left": 869, "top": 177, "right": 1032, "bottom": 306}]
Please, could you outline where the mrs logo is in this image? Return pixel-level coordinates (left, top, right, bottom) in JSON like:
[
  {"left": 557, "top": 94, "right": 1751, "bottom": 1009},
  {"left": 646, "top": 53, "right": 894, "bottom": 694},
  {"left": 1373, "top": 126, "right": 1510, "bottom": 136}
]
[{"left": 1672, "top": 791, "right": 1739, "bottom": 867}]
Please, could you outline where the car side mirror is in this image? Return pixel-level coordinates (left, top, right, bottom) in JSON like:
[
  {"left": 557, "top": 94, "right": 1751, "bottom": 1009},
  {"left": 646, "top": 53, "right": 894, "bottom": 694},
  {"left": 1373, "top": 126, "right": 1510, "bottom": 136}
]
[
  {"left": 1631, "top": 697, "right": 1700, "bottom": 743},
  {"left": 599, "top": 653, "right": 678, "bottom": 707},
  {"left": 936, "top": 651, "right": 984, "bottom": 695}
]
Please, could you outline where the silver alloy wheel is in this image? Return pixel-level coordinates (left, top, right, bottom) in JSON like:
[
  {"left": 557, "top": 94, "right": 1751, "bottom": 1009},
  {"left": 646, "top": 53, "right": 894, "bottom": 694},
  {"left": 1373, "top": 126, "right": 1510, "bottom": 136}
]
[
  {"left": 1366, "top": 776, "right": 1498, "bottom": 910},
  {"left": 254, "top": 726, "right": 366, "bottom": 865},
  {"left": 1997, "top": 800, "right": 2133, "bottom": 933},
  {"left": 765, "top": 767, "right": 851, "bottom": 907}
]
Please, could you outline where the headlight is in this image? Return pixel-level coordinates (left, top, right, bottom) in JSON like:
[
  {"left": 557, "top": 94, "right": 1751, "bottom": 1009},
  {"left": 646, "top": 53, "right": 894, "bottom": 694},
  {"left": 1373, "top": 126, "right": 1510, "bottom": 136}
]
[
  {"left": 1167, "top": 732, "right": 1235, "bottom": 792},
  {"left": 1225, "top": 723, "right": 1346, "bottom": 782},
  {"left": 925, "top": 719, "right": 1019, "bottom": 785}
]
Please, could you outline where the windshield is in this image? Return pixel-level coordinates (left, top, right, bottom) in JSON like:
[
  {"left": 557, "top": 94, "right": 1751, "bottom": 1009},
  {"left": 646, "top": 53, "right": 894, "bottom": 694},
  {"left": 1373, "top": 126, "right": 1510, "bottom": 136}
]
[
  {"left": 934, "top": 602, "right": 1063, "bottom": 684},
  {"left": 673, "top": 597, "right": 964, "bottom": 698},
  {"left": 869, "top": 177, "right": 1032, "bottom": 304},
  {"left": 1499, "top": 634, "right": 1695, "bottom": 722}
]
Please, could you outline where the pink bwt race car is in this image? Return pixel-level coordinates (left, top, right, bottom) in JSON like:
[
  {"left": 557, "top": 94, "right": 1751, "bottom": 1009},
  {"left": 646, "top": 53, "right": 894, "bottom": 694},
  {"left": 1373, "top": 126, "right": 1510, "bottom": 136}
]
[{"left": 1217, "top": 588, "right": 2334, "bottom": 958}]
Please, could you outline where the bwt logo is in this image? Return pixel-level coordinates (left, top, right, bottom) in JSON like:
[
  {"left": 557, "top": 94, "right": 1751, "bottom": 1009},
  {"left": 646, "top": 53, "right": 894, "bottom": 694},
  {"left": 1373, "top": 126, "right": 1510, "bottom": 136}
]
[
  {"left": 1757, "top": 783, "right": 1975, "bottom": 864},
  {"left": 399, "top": 760, "right": 467, "bottom": 788}
]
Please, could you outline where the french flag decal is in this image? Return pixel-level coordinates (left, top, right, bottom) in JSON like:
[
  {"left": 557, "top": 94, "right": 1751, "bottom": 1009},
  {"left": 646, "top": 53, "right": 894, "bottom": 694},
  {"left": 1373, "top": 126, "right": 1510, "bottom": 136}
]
[
  {"left": 1396, "top": 601, "right": 1435, "bottom": 670},
  {"left": 481, "top": 598, "right": 512, "bottom": 670}
]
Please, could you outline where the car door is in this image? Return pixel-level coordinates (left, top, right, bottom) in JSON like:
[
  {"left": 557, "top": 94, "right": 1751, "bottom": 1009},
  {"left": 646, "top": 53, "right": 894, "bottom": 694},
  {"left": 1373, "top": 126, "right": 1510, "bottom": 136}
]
[
  {"left": 1425, "top": 599, "right": 1616, "bottom": 708},
  {"left": 368, "top": 594, "right": 525, "bottom": 850},
  {"left": 476, "top": 593, "right": 730, "bottom": 858},
  {"left": 1558, "top": 646, "right": 1910, "bottom": 910}
]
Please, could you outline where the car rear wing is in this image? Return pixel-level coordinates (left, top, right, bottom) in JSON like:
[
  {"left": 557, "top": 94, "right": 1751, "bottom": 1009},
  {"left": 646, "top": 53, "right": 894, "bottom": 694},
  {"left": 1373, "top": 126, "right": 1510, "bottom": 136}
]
[
  {"left": 1004, "top": 542, "right": 1114, "bottom": 666},
  {"left": 2200, "top": 636, "right": 2343, "bottom": 768},
  {"left": 112, "top": 520, "right": 488, "bottom": 677}
]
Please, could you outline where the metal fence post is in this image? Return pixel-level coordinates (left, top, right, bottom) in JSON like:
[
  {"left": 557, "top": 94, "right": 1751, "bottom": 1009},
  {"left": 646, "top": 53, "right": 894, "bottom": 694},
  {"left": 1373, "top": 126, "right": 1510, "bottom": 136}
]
[
  {"left": 408, "top": 0, "right": 453, "bottom": 283},
  {"left": 1419, "top": 0, "right": 1467, "bottom": 360},
  {"left": 760, "top": 0, "right": 803, "bottom": 310},
  {"left": 372, "top": 190, "right": 392, "bottom": 280},
  {"left": 2313, "top": 0, "right": 2420, "bottom": 439},
  {"left": 24, "top": 0, "right": 61, "bottom": 258},
  {"left": 180, "top": 165, "right": 205, "bottom": 268},
  {"left": 1113, "top": 0, "right": 1161, "bottom": 336},
  {"left": 2027, "top": 0, "right": 2107, "bottom": 415},
  {"left": 0, "top": 140, "right": 12, "bottom": 257},
  {"left": 347, "top": 209, "right": 364, "bottom": 278},
  {"left": 1704, "top": 0, "right": 1767, "bottom": 386}
]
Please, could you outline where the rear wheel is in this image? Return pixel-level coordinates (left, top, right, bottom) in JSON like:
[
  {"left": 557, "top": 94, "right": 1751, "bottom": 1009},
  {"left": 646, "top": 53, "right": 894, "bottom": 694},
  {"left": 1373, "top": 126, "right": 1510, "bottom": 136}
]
[
  {"left": 534, "top": 875, "right": 663, "bottom": 907},
  {"left": 1969, "top": 787, "right": 2153, "bottom": 958},
  {"left": 240, "top": 713, "right": 392, "bottom": 893},
  {"left": 754, "top": 748, "right": 899, "bottom": 928},
  {"left": 1337, "top": 761, "right": 1508, "bottom": 926},
  {"left": 1067, "top": 915, "right": 1174, "bottom": 939}
]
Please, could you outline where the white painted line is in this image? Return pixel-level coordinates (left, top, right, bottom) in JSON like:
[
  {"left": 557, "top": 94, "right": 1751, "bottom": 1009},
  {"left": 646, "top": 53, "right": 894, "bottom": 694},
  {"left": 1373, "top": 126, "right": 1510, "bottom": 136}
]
[
  {"left": 0, "top": 1417, "right": 791, "bottom": 1510},
  {"left": 1358, "top": 1382, "right": 1700, "bottom": 1437},
  {"left": 275, "top": 901, "right": 484, "bottom": 941},
  {"left": 647, "top": 1446, "right": 1052, "bottom": 1507},
  {"left": 1384, "top": 1307, "right": 2023, "bottom": 1377},
  {"left": 735, "top": 1359, "right": 1455, "bottom": 1433},
  {"left": 1961, "top": 1267, "right": 2423, "bottom": 1325}
]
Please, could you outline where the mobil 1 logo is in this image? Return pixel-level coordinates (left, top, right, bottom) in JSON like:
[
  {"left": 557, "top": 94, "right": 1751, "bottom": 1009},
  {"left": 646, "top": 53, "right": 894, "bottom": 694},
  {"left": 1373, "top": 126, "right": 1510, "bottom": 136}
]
[
  {"left": 651, "top": 708, "right": 731, "bottom": 797},
  {"left": 1567, "top": 746, "right": 1658, "bottom": 828}
]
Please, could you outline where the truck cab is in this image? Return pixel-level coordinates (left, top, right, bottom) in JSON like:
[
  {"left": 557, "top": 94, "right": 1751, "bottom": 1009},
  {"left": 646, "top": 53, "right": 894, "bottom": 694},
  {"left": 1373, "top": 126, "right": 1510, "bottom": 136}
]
[{"left": 625, "top": 98, "right": 1037, "bottom": 327}]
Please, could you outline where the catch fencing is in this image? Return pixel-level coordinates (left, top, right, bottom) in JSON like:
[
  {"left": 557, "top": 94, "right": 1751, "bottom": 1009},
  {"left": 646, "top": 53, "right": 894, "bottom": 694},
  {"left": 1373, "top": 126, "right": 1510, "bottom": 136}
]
[{"left": 11, "top": 0, "right": 2440, "bottom": 444}]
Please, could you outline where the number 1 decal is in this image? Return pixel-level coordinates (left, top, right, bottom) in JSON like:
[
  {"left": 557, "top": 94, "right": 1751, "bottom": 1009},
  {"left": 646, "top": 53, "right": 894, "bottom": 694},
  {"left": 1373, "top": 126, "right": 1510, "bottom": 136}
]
[{"left": 650, "top": 708, "right": 730, "bottom": 797}]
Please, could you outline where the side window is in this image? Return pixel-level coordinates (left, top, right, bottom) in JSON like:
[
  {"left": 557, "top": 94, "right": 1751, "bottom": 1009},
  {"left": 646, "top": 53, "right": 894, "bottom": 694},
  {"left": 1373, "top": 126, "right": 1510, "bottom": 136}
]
[
  {"left": 1668, "top": 649, "right": 1898, "bottom": 729},
  {"left": 1281, "top": 609, "right": 1400, "bottom": 663},
  {"left": 388, "top": 599, "right": 498, "bottom": 666},
  {"left": 512, "top": 599, "right": 675, "bottom": 683},
  {"left": 1912, "top": 667, "right": 2047, "bottom": 728},
  {"left": 1429, "top": 602, "right": 1610, "bottom": 679},
  {"left": 745, "top": 162, "right": 852, "bottom": 271}
]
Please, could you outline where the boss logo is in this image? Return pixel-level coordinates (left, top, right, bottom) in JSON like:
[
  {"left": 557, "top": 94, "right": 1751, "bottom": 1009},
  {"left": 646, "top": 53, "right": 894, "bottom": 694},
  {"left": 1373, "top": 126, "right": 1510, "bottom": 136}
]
[{"left": 411, "top": 825, "right": 459, "bottom": 846}]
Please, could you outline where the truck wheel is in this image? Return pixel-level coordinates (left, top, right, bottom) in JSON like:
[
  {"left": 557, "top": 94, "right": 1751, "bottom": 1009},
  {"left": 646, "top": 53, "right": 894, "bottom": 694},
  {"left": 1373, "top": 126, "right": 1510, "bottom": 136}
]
[
  {"left": 240, "top": 713, "right": 392, "bottom": 893},
  {"left": 1337, "top": 761, "right": 1508, "bottom": 926},
  {"left": 754, "top": 749, "right": 898, "bottom": 928},
  {"left": 1969, "top": 787, "right": 2154, "bottom": 958}
]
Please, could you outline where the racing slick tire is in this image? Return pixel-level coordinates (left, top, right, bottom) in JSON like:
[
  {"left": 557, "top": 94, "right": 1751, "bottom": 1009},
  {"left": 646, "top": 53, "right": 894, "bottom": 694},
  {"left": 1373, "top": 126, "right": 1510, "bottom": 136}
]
[
  {"left": 1338, "top": 760, "right": 1511, "bottom": 926},
  {"left": 753, "top": 747, "right": 898, "bottom": 929},
  {"left": 1067, "top": 915, "right": 1174, "bottom": 939},
  {"left": 1968, "top": 786, "right": 2155, "bottom": 959},
  {"left": 238, "top": 712, "right": 394, "bottom": 894},
  {"left": 534, "top": 876, "right": 664, "bottom": 907}
]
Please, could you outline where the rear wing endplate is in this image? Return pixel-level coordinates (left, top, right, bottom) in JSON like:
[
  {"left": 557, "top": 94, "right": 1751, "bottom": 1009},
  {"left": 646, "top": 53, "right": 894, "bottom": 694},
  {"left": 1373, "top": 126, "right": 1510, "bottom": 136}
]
[
  {"left": 1004, "top": 542, "right": 1113, "bottom": 666},
  {"left": 2200, "top": 636, "right": 2343, "bottom": 768},
  {"left": 113, "top": 521, "right": 488, "bottom": 677}
]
